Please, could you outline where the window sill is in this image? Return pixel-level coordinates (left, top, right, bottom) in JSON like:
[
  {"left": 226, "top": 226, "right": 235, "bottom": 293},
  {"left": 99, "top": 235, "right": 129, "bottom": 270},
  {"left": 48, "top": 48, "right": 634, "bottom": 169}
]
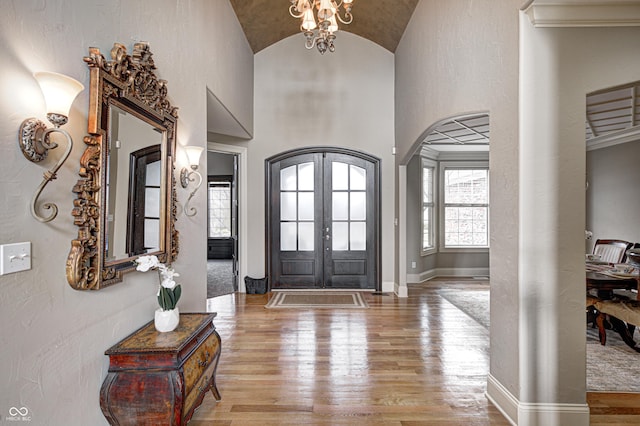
[
  {"left": 421, "top": 248, "right": 437, "bottom": 256},
  {"left": 438, "top": 247, "right": 489, "bottom": 254}
]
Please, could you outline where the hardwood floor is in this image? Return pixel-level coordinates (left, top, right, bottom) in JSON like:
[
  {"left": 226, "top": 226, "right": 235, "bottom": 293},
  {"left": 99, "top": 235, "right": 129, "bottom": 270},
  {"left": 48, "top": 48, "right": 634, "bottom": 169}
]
[{"left": 190, "top": 279, "right": 640, "bottom": 425}]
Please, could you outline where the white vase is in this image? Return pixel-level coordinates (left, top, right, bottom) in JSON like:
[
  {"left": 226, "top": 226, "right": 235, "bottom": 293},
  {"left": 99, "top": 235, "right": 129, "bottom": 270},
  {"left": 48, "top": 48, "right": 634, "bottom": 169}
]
[{"left": 154, "top": 307, "right": 180, "bottom": 332}]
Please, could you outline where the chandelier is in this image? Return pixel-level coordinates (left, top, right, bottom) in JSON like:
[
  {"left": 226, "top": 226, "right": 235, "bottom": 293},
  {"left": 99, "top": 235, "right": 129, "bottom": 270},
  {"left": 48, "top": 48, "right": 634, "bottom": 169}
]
[{"left": 289, "top": 0, "right": 354, "bottom": 54}]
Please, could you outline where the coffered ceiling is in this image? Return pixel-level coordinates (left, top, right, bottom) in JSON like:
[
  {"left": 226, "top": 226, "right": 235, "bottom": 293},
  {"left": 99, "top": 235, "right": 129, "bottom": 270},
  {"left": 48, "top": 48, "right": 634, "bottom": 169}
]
[
  {"left": 586, "top": 81, "right": 640, "bottom": 143},
  {"left": 229, "top": 0, "right": 419, "bottom": 53}
]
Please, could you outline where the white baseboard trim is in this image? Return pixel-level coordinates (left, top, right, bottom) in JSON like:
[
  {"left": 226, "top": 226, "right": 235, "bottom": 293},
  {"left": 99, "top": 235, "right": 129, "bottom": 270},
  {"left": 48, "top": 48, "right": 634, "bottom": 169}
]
[
  {"left": 486, "top": 374, "right": 518, "bottom": 425},
  {"left": 486, "top": 374, "right": 590, "bottom": 426},
  {"left": 407, "top": 267, "right": 490, "bottom": 284},
  {"left": 381, "top": 280, "right": 395, "bottom": 293},
  {"left": 393, "top": 281, "right": 408, "bottom": 298}
]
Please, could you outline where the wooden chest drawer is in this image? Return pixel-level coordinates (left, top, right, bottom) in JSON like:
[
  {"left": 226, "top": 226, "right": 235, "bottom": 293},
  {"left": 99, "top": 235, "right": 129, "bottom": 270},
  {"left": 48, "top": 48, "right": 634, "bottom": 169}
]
[
  {"left": 183, "top": 329, "right": 220, "bottom": 395},
  {"left": 184, "top": 355, "right": 219, "bottom": 417},
  {"left": 100, "top": 313, "right": 221, "bottom": 425}
]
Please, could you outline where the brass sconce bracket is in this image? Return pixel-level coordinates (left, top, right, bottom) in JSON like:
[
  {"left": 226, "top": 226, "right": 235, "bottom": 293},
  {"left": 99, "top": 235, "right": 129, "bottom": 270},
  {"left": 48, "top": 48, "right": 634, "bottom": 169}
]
[
  {"left": 180, "top": 166, "right": 202, "bottom": 217},
  {"left": 19, "top": 117, "right": 73, "bottom": 223}
]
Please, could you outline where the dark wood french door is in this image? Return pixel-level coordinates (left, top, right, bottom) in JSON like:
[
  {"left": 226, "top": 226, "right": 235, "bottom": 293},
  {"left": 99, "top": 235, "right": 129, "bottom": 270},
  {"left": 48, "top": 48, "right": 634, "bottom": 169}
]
[{"left": 267, "top": 147, "right": 380, "bottom": 290}]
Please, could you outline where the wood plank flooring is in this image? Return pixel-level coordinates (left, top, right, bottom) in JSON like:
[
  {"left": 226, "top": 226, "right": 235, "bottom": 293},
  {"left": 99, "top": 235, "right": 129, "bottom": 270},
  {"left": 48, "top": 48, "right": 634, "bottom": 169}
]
[{"left": 190, "top": 279, "right": 640, "bottom": 425}]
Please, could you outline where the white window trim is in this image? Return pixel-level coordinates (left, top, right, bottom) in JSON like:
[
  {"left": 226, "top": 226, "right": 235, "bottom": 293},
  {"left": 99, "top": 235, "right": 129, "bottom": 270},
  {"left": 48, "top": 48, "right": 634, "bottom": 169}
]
[
  {"left": 421, "top": 157, "right": 437, "bottom": 256},
  {"left": 438, "top": 161, "right": 490, "bottom": 253}
]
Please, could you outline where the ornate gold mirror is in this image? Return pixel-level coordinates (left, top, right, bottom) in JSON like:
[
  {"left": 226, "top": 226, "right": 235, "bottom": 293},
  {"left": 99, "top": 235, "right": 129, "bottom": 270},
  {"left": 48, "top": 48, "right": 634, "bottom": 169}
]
[{"left": 67, "top": 43, "right": 179, "bottom": 290}]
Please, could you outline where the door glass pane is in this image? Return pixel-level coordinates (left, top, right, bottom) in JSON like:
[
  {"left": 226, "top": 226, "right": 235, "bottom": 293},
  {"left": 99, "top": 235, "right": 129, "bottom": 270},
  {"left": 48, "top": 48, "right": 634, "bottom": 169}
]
[
  {"left": 350, "top": 222, "right": 366, "bottom": 250},
  {"left": 281, "top": 222, "right": 297, "bottom": 251},
  {"left": 349, "top": 192, "right": 366, "bottom": 220},
  {"left": 281, "top": 165, "right": 297, "bottom": 190},
  {"left": 332, "top": 162, "right": 348, "bottom": 190},
  {"left": 145, "top": 188, "right": 160, "bottom": 217},
  {"left": 332, "top": 192, "right": 348, "bottom": 220},
  {"left": 146, "top": 161, "right": 161, "bottom": 185},
  {"left": 298, "top": 222, "right": 314, "bottom": 251},
  {"left": 350, "top": 165, "right": 366, "bottom": 190},
  {"left": 281, "top": 193, "right": 297, "bottom": 221},
  {"left": 298, "top": 192, "right": 314, "bottom": 221},
  {"left": 298, "top": 162, "right": 314, "bottom": 191},
  {"left": 332, "top": 222, "right": 348, "bottom": 251},
  {"left": 144, "top": 218, "right": 159, "bottom": 250}
]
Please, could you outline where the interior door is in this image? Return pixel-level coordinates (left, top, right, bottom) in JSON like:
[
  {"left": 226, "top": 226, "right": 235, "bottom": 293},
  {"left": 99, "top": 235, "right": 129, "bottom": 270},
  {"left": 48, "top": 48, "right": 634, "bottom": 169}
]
[
  {"left": 267, "top": 148, "right": 379, "bottom": 290},
  {"left": 231, "top": 154, "right": 239, "bottom": 289}
]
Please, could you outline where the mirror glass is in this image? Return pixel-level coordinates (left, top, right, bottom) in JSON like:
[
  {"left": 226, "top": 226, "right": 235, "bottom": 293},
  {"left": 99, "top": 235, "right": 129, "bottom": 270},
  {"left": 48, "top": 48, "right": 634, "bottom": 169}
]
[
  {"left": 106, "top": 104, "right": 164, "bottom": 263},
  {"left": 67, "top": 42, "right": 179, "bottom": 290}
]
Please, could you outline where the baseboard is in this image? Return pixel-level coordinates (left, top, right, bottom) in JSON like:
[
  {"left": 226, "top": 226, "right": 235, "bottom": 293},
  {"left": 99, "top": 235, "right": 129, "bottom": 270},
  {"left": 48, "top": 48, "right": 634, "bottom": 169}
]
[
  {"left": 486, "top": 374, "right": 590, "bottom": 426},
  {"left": 486, "top": 374, "right": 518, "bottom": 425},
  {"left": 381, "top": 280, "right": 395, "bottom": 293},
  {"left": 393, "top": 281, "right": 408, "bottom": 298},
  {"left": 406, "top": 269, "right": 437, "bottom": 284},
  {"left": 407, "top": 268, "right": 489, "bottom": 284}
]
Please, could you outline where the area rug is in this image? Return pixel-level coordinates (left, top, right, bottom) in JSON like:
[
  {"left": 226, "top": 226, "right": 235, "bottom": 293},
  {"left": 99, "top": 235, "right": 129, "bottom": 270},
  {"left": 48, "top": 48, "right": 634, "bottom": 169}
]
[
  {"left": 586, "top": 327, "right": 640, "bottom": 392},
  {"left": 438, "top": 289, "right": 640, "bottom": 392},
  {"left": 207, "top": 260, "right": 235, "bottom": 298},
  {"left": 438, "top": 289, "right": 490, "bottom": 329},
  {"left": 265, "top": 291, "right": 369, "bottom": 309}
]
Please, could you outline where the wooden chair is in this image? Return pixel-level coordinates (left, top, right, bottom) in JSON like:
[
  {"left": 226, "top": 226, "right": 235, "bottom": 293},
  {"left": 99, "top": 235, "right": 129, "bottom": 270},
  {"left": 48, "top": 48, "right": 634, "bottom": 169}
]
[
  {"left": 587, "top": 239, "right": 638, "bottom": 346},
  {"left": 592, "top": 239, "right": 634, "bottom": 263}
]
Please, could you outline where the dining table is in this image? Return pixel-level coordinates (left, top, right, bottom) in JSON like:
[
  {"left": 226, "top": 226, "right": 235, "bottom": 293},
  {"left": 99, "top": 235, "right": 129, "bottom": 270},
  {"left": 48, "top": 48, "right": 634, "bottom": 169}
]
[{"left": 586, "top": 261, "right": 640, "bottom": 351}]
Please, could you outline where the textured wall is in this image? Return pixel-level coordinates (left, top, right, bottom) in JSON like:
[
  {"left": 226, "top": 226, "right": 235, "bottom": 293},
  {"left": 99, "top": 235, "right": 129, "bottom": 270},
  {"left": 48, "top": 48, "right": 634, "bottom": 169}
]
[
  {"left": 395, "top": 0, "right": 521, "bottom": 400},
  {"left": 586, "top": 141, "right": 640, "bottom": 249},
  {"left": 520, "top": 21, "right": 640, "bottom": 411},
  {"left": 0, "top": 1, "right": 252, "bottom": 424},
  {"left": 249, "top": 31, "right": 396, "bottom": 291}
]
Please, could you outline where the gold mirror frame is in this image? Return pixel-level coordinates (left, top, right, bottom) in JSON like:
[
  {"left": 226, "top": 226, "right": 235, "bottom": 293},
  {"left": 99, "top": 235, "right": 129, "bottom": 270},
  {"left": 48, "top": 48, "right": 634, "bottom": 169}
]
[{"left": 66, "top": 42, "right": 179, "bottom": 290}]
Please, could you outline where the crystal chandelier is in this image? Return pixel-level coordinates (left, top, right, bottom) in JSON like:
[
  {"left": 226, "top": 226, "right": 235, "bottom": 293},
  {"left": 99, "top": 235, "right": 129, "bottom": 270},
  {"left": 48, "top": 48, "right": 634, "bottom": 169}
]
[{"left": 289, "top": 0, "right": 354, "bottom": 54}]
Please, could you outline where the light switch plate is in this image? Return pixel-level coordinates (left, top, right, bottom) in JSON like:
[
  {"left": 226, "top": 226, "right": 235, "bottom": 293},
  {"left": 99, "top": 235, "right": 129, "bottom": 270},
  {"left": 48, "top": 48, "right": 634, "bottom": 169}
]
[{"left": 0, "top": 242, "right": 32, "bottom": 275}]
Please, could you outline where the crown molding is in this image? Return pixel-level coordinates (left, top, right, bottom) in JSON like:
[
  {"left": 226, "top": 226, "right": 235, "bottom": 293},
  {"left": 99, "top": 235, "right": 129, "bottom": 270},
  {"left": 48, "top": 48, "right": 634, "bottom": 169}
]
[
  {"left": 586, "top": 125, "right": 640, "bottom": 151},
  {"left": 522, "top": 1, "right": 640, "bottom": 27}
]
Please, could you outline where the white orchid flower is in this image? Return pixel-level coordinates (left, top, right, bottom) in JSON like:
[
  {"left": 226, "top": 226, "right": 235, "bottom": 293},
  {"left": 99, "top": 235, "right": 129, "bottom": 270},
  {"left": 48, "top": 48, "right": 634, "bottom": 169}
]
[
  {"left": 135, "top": 255, "right": 160, "bottom": 272},
  {"left": 135, "top": 255, "right": 182, "bottom": 311},
  {"left": 161, "top": 279, "right": 175, "bottom": 289}
]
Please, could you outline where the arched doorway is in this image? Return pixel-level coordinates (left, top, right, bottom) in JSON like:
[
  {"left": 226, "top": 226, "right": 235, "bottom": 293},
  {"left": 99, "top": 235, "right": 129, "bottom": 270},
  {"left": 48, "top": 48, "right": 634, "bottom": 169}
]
[{"left": 266, "top": 147, "right": 381, "bottom": 290}]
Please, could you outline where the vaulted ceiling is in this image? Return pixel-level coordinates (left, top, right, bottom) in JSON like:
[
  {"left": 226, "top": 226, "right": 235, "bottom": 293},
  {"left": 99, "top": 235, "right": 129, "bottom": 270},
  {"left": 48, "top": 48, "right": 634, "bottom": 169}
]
[{"left": 229, "top": 0, "right": 419, "bottom": 53}]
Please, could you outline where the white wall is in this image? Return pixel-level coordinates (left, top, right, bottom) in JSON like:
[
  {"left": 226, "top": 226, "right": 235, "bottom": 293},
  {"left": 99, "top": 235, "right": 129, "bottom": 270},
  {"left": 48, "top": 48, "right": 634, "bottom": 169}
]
[
  {"left": 519, "top": 21, "right": 640, "bottom": 418},
  {"left": 586, "top": 141, "right": 640, "bottom": 250},
  {"left": 0, "top": 1, "right": 253, "bottom": 424},
  {"left": 248, "top": 31, "right": 396, "bottom": 291},
  {"left": 395, "top": 0, "right": 522, "bottom": 406}
]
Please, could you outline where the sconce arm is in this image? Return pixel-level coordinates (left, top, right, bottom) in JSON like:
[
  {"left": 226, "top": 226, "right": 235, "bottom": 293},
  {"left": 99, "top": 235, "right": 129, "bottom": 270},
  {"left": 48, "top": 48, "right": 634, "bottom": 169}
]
[
  {"left": 181, "top": 169, "right": 203, "bottom": 217},
  {"left": 29, "top": 127, "right": 73, "bottom": 222}
]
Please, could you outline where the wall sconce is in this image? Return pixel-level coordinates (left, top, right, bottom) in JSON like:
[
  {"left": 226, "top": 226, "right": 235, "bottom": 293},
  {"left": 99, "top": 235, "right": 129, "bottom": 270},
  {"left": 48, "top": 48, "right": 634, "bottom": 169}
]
[
  {"left": 180, "top": 146, "right": 204, "bottom": 217},
  {"left": 18, "top": 71, "right": 84, "bottom": 222}
]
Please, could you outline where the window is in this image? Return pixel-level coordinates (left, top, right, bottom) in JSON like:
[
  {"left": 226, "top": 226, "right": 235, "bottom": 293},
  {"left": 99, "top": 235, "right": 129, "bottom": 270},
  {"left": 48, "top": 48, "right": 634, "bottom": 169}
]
[
  {"left": 441, "top": 164, "right": 489, "bottom": 249},
  {"left": 421, "top": 158, "right": 436, "bottom": 253},
  {"left": 208, "top": 178, "right": 231, "bottom": 238}
]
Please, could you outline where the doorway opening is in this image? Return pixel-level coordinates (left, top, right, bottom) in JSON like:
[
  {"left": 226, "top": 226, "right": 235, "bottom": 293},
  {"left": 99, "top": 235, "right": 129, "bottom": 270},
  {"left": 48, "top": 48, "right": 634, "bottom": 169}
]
[
  {"left": 266, "top": 147, "right": 381, "bottom": 290},
  {"left": 207, "top": 151, "right": 238, "bottom": 298}
]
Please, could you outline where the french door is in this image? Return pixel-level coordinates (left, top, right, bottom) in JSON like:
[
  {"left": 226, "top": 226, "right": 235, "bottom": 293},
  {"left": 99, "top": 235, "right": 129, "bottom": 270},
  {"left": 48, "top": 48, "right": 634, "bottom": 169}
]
[{"left": 267, "top": 148, "right": 380, "bottom": 290}]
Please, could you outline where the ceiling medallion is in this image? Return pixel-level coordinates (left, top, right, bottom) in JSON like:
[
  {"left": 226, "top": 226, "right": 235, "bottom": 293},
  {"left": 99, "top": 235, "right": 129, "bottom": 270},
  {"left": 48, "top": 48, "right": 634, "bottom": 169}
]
[{"left": 289, "top": 0, "right": 354, "bottom": 54}]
